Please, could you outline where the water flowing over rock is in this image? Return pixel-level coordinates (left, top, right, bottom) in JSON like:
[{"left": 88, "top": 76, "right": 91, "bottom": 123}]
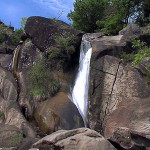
[{"left": 72, "top": 38, "right": 92, "bottom": 126}]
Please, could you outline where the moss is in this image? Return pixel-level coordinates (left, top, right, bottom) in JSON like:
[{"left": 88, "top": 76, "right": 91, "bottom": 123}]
[{"left": 0, "top": 131, "right": 23, "bottom": 147}]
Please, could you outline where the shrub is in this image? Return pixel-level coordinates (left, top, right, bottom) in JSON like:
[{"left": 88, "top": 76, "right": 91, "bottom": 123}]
[
  {"left": 28, "top": 58, "right": 61, "bottom": 97},
  {"left": 47, "top": 33, "right": 76, "bottom": 71},
  {"left": 0, "top": 24, "right": 12, "bottom": 43},
  {"left": 10, "top": 28, "right": 23, "bottom": 45},
  {"left": 131, "top": 37, "right": 150, "bottom": 65}
]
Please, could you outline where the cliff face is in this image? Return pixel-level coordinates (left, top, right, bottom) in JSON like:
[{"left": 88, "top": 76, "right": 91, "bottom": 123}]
[
  {"left": 87, "top": 24, "right": 150, "bottom": 149},
  {"left": 0, "top": 18, "right": 149, "bottom": 149}
]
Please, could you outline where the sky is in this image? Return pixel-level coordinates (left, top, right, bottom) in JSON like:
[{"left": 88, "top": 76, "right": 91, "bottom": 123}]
[{"left": 0, "top": 0, "right": 74, "bottom": 29}]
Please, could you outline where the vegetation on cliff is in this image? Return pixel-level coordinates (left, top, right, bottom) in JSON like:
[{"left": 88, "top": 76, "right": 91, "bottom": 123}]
[
  {"left": 28, "top": 57, "right": 61, "bottom": 97},
  {"left": 0, "top": 21, "right": 23, "bottom": 46}
]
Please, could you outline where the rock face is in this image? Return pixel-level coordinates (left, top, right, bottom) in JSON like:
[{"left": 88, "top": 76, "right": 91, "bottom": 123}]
[
  {"left": 25, "top": 16, "right": 82, "bottom": 52},
  {"left": 32, "top": 128, "right": 116, "bottom": 150},
  {"left": 87, "top": 25, "right": 150, "bottom": 149},
  {"left": 34, "top": 92, "right": 84, "bottom": 134},
  {"left": 0, "top": 66, "right": 36, "bottom": 138}
]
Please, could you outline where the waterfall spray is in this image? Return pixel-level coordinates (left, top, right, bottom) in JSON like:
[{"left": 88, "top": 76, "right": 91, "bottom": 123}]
[{"left": 72, "top": 38, "right": 92, "bottom": 126}]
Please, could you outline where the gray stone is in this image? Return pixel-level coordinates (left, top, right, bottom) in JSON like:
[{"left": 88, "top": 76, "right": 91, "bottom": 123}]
[{"left": 32, "top": 128, "right": 116, "bottom": 150}]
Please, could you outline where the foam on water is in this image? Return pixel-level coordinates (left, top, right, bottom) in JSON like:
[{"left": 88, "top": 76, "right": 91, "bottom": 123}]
[{"left": 72, "top": 39, "right": 92, "bottom": 126}]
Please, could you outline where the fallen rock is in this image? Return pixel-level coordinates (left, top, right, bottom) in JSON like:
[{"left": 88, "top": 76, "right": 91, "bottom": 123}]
[
  {"left": 34, "top": 92, "right": 84, "bottom": 134},
  {"left": 32, "top": 128, "right": 116, "bottom": 150}
]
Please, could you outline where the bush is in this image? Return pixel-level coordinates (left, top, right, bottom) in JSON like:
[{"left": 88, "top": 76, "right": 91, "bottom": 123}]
[
  {"left": 131, "top": 37, "right": 150, "bottom": 65},
  {"left": 120, "top": 37, "right": 150, "bottom": 83},
  {"left": 0, "top": 24, "right": 12, "bottom": 43},
  {"left": 10, "top": 28, "right": 23, "bottom": 45},
  {"left": 0, "top": 23, "right": 23, "bottom": 45},
  {"left": 47, "top": 34, "right": 76, "bottom": 71},
  {"left": 28, "top": 58, "right": 61, "bottom": 97}
]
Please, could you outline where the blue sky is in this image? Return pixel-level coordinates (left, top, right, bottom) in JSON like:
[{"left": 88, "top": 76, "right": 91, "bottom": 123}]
[{"left": 0, "top": 0, "right": 74, "bottom": 29}]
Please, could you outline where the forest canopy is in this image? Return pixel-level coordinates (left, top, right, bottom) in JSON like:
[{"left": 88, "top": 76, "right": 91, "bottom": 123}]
[{"left": 68, "top": 0, "right": 150, "bottom": 34}]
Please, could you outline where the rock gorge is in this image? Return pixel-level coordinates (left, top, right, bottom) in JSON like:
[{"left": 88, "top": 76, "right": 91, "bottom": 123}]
[{"left": 0, "top": 17, "right": 149, "bottom": 149}]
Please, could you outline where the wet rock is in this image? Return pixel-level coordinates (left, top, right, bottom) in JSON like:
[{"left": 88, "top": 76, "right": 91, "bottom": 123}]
[
  {"left": 34, "top": 92, "right": 84, "bottom": 134},
  {"left": 32, "top": 128, "right": 116, "bottom": 150}
]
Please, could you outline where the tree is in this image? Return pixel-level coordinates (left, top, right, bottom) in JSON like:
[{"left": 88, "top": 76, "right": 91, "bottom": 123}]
[
  {"left": 68, "top": 0, "right": 150, "bottom": 34},
  {"left": 20, "top": 17, "right": 27, "bottom": 29},
  {"left": 68, "top": 0, "right": 107, "bottom": 32}
]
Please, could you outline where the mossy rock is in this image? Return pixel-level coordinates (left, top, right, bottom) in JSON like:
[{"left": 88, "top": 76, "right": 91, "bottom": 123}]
[{"left": 0, "top": 124, "right": 24, "bottom": 148}]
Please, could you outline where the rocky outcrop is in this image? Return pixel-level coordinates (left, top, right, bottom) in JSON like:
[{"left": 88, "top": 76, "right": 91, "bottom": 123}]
[
  {"left": 25, "top": 16, "right": 82, "bottom": 52},
  {"left": 0, "top": 66, "right": 36, "bottom": 138},
  {"left": 87, "top": 25, "right": 150, "bottom": 149},
  {"left": 34, "top": 92, "right": 84, "bottom": 134},
  {"left": 32, "top": 128, "right": 116, "bottom": 150}
]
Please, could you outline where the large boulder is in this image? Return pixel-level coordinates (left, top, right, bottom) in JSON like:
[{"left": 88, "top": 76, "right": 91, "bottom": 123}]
[
  {"left": 34, "top": 92, "right": 84, "bottom": 134},
  {"left": 25, "top": 16, "right": 82, "bottom": 52},
  {"left": 84, "top": 33, "right": 131, "bottom": 57},
  {"left": 88, "top": 31, "right": 150, "bottom": 149},
  {"left": 32, "top": 128, "right": 116, "bottom": 150}
]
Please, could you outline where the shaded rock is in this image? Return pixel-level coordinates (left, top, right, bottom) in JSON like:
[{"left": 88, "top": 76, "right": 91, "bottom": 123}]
[
  {"left": 0, "top": 66, "right": 18, "bottom": 104},
  {"left": 18, "top": 137, "right": 39, "bottom": 150},
  {"left": 119, "top": 24, "right": 142, "bottom": 35},
  {"left": 25, "top": 16, "right": 82, "bottom": 52},
  {"left": 34, "top": 92, "right": 84, "bottom": 134},
  {"left": 0, "top": 54, "right": 12, "bottom": 69},
  {"left": 109, "top": 127, "right": 150, "bottom": 150},
  {"left": 32, "top": 128, "right": 116, "bottom": 150},
  {"left": 135, "top": 57, "right": 150, "bottom": 75},
  {"left": 0, "top": 124, "right": 23, "bottom": 148}
]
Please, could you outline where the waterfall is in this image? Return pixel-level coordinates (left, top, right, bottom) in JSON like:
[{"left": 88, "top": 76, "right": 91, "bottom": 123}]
[{"left": 72, "top": 38, "right": 92, "bottom": 126}]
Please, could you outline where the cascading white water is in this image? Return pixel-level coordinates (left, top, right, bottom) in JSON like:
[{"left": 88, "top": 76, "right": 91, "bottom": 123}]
[{"left": 72, "top": 38, "right": 92, "bottom": 126}]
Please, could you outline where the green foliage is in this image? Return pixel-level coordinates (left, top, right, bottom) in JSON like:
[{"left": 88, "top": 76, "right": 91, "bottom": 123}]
[
  {"left": 28, "top": 58, "right": 60, "bottom": 97},
  {"left": 0, "top": 23, "right": 12, "bottom": 43},
  {"left": 67, "top": 0, "right": 106, "bottom": 32},
  {"left": 120, "top": 37, "right": 150, "bottom": 83},
  {"left": 47, "top": 33, "right": 76, "bottom": 71},
  {"left": 20, "top": 17, "right": 27, "bottom": 29},
  {"left": 120, "top": 51, "right": 135, "bottom": 62},
  {"left": 68, "top": 0, "right": 150, "bottom": 34},
  {"left": 131, "top": 37, "right": 150, "bottom": 65},
  {"left": 0, "top": 22, "right": 23, "bottom": 45},
  {"left": 10, "top": 28, "right": 23, "bottom": 45},
  {"left": 0, "top": 111, "right": 3, "bottom": 118}
]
